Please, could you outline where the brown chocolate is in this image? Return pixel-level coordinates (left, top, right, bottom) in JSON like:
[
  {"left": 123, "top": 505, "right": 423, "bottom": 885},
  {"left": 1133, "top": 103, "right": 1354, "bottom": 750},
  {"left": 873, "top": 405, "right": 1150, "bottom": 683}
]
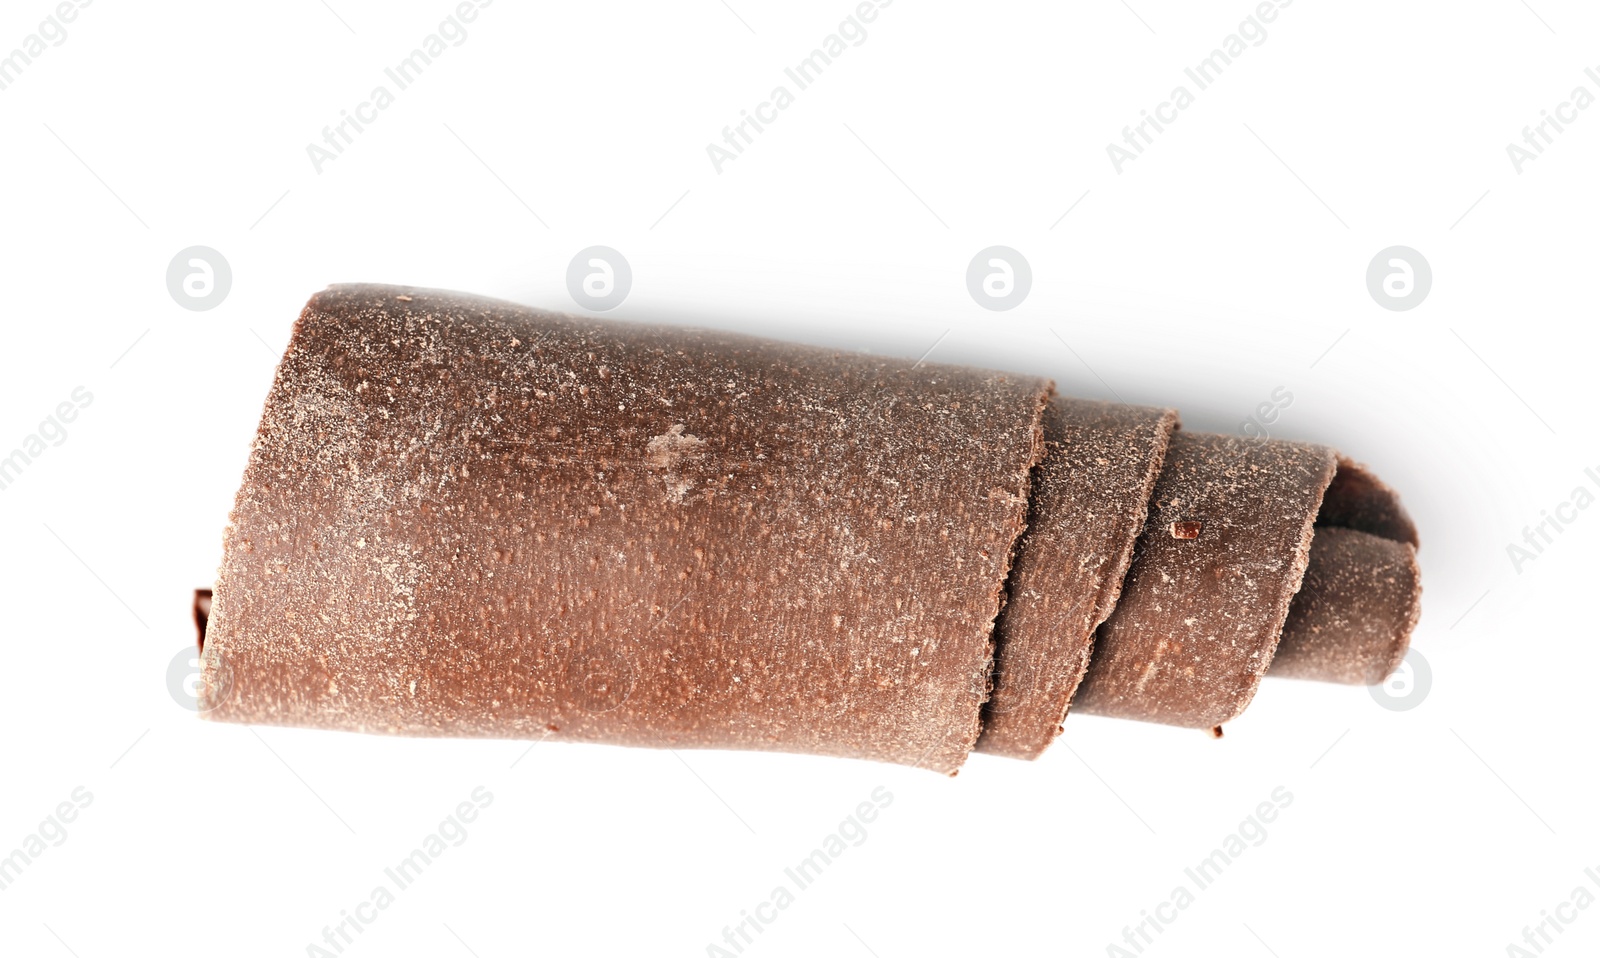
[
  {"left": 1269, "top": 527, "right": 1421, "bottom": 684},
  {"left": 976, "top": 398, "right": 1175, "bottom": 758},
  {"left": 1072, "top": 432, "right": 1338, "bottom": 728},
  {"left": 194, "top": 588, "right": 212, "bottom": 651},
  {"left": 198, "top": 284, "right": 1425, "bottom": 770},
  {"left": 1318, "top": 456, "right": 1419, "bottom": 546},
  {"left": 1263, "top": 457, "right": 1422, "bottom": 685},
  {"left": 200, "top": 285, "right": 1048, "bottom": 774}
]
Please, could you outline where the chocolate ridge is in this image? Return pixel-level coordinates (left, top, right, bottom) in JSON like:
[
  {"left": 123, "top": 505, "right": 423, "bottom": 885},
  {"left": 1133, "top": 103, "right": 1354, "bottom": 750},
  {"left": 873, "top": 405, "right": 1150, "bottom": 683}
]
[
  {"left": 1072, "top": 432, "right": 1339, "bottom": 728},
  {"left": 976, "top": 398, "right": 1177, "bottom": 757}
]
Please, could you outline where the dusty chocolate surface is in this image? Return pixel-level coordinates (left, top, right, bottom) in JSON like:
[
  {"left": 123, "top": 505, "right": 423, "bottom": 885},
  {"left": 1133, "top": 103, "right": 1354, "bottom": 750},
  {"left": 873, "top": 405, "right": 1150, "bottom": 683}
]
[
  {"left": 976, "top": 398, "right": 1176, "bottom": 758},
  {"left": 1318, "top": 457, "right": 1419, "bottom": 546},
  {"left": 1264, "top": 457, "right": 1423, "bottom": 685},
  {"left": 1072, "top": 432, "right": 1339, "bottom": 728},
  {"left": 1270, "top": 527, "right": 1422, "bottom": 685},
  {"left": 200, "top": 284, "right": 1426, "bottom": 769},
  {"left": 200, "top": 284, "right": 1049, "bottom": 774}
]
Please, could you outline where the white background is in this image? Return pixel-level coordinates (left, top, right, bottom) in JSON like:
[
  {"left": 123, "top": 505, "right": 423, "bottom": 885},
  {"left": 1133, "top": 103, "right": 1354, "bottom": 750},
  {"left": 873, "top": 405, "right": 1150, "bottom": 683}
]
[{"left": 1, "top": 1, "right": 1597, "bottom": 956}]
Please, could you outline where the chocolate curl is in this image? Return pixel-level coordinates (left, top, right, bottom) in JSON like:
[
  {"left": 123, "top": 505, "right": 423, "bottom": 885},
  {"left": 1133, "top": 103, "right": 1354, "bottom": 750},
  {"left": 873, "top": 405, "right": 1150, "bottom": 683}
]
[
  {"left": 976, "top": 398, "right": 1176, "bottom": 758},
  {"left": 200, "top": 285, "right": 1049, "bottom": 775},
  {"left": 1071, "top": 432, "right": 1339, "bottom": 728},
  {"left": 1317, "top": 456, "right": 1419, "bottom": 546},
  {"left": 1269, "top": 527, "right": 1421, "bottom": 685},
  {"left": 200, "top": 284, "right": 1425, "bottom": 771},
  {"left": 1268, "top": 460, "right": 1422, "bottom": 685}
]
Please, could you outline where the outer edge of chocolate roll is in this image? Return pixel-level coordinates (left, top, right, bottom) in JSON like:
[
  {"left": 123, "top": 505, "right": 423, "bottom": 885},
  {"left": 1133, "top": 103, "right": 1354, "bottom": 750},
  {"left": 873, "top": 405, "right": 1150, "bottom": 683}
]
[
  {"left": 1263, "top": 455, "right": 1423, "bottom": 687},
  {"left": 1269, "top": 527, "right": 1423, "bottom": 685},
  {"left": 201, "top": 284, "right": 1052, "bottom": 776},
  {"left": 975, "top": 398, "right": 1177, "bottom": 759},
  {"left": 1070, "top": 431, "right": 1338, "bottom": 729},
  {"left": 1318, "top": 456, "right": 1419, "bottom": 547},
  {"left": 1380, "top": 547, "right": 1423, "bottom": 680},
  {"left": 960, "top": 384, "right": 1054, "bottom": 770}
]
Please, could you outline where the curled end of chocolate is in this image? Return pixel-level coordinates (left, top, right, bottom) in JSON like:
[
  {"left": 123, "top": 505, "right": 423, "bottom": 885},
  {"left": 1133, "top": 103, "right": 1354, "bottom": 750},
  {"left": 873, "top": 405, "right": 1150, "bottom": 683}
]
[
  {"left": 1269, "top": 458, "right": 1423, "bottom": 686},
  {"left": 1271, "top": 527, "right": 1422, "bottom": 685},
  {"left": 1318, "top": 456, "right": 1419, "bottom": 547},
  {"left": 1069, "top": 440, "right": 1424, "bottom": 730},
  {"left": 1071, "top": 432, "right": 1340, "bottom": 729},
  {"left": 194, "top": 588, "right": 212, "bottom": 652}
]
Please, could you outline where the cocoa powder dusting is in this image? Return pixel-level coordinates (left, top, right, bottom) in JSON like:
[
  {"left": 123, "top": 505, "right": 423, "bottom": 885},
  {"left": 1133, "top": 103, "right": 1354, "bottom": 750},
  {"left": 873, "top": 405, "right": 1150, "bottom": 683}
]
[
  {"left": 200, "top": 285, "right": 1049, "bottom": 774},
  {"left": 196, "top": 284, "right": 1424, "bottom": 770}
]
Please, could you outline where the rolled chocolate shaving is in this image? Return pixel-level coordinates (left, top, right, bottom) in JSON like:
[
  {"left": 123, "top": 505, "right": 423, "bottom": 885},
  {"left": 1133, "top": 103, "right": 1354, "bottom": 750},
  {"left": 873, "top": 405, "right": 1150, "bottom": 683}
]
[
  {"left": 1263, "top": 457, "right": 1423, "bottom": 684},
  {"left": 976, "top": 398, "right": 1176, "bottom": 758},
  {"left": 1070, "top": 432, "right": 1338, "bottom": 728},
  {"left": 1317, "top": 456, "right": 1419, "bottom": 546},
  {"left": 1269, "top": 527, "right": 1422, "bottom": 685},
  {"left": 200, "top": 285, "right": 1047, "bottom": 774},
  {"left": 199, "top": 284, "right": 1424, "bottom": 771}
]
